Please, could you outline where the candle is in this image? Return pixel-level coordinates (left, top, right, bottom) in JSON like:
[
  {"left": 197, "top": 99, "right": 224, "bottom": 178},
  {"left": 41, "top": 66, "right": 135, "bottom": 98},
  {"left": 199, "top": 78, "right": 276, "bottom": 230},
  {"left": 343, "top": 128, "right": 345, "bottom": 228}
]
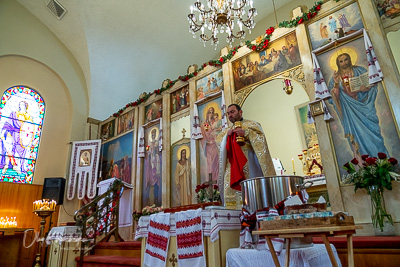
[{"left": 292, "top": 158, "right": 295, "bottom": 173}]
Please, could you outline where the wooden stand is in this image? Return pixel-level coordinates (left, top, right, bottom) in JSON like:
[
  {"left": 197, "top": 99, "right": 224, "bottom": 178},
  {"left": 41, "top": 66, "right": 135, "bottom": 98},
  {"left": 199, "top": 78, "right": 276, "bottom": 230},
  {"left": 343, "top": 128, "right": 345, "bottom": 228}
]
[{"left": 253, "top": 213, "right": 361, "bottom": 267}]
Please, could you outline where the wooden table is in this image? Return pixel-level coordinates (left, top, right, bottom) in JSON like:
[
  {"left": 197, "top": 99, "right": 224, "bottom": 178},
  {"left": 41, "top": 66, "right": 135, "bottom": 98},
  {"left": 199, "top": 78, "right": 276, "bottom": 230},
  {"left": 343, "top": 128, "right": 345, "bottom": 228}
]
[
  {"left": 253, "top": 225, "right": 361, "bottom": 267},
  {"left": 0, "top": 227, "right": 33, "bottom": 235}
]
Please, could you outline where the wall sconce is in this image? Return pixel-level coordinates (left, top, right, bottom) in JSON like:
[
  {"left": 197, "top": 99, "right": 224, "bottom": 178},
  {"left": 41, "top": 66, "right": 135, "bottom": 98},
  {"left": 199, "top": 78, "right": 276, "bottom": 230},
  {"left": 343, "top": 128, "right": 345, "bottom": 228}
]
[
  {"left": 204, "top": 123, "right": 210, "bottom": 131},
  {"left": 283, "top": 79, "right": 293, "bottom": 95}
]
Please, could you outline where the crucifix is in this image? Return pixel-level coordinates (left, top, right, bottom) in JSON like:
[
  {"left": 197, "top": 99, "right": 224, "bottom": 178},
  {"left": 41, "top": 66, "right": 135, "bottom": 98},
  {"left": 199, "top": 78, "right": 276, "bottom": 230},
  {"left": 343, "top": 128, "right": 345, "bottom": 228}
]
[{"left": 181, "top": 128, "right": 186, "bottom": 138}]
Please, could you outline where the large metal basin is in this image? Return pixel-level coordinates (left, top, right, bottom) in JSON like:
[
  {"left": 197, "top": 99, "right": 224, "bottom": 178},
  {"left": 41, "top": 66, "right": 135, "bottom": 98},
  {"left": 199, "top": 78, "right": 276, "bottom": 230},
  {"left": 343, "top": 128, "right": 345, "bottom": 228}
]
[
  {"left": 241, "top": 175, "right": 304, "bottom": 214},
  {"left": 241, "top": 176, "right": 313, "bottom": 248}
]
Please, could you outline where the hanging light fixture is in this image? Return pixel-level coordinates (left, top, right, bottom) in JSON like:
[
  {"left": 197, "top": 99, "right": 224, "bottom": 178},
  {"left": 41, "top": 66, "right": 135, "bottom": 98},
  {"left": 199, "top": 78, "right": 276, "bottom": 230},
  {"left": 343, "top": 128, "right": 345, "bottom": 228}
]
[
  {"left": 283, "top": 79, "right": 293, "bottom": 95},
  {"left": 188, "top": 0, "right": 257, "bottom": 46}
]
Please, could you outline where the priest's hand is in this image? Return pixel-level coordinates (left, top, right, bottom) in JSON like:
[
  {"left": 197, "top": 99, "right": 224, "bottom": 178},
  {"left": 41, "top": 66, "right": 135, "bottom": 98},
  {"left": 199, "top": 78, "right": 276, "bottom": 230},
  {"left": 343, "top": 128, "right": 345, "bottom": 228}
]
[
  {"left": 227, "top": 129, "right": 234, "bottom": 136},
  {"left": 233, "top": 128, "right": 245, "bottom": 137}
]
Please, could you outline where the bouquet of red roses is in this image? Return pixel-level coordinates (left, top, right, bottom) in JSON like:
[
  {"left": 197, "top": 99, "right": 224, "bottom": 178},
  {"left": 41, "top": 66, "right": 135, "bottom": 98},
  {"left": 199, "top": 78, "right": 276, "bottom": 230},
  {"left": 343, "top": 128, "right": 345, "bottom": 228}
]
[{"left": 195, "top": 182, "right": 220, "bottom": 203}]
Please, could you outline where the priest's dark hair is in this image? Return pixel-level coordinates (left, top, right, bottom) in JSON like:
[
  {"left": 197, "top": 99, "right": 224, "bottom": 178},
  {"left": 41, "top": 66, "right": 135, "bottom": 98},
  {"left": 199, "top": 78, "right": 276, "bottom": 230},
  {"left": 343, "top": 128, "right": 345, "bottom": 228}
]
[{"left": 228, "top": 103, "right": 241, "bottom": 111}]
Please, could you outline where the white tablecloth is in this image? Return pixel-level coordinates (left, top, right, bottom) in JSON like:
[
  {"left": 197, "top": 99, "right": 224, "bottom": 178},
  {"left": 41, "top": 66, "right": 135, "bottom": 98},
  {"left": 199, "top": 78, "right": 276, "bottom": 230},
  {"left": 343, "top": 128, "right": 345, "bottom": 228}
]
[
  {"left": 226, "top": 244, "right": 341, "bottom": 267},
  {"left": 46, "top": 226, "right": 82, "bottom": 245},
  {"left": 135, "top": 208, "right": 242, "bottom": 242},
  {"left": 97, "top": 177, "right": 133, "bottom": 227}
]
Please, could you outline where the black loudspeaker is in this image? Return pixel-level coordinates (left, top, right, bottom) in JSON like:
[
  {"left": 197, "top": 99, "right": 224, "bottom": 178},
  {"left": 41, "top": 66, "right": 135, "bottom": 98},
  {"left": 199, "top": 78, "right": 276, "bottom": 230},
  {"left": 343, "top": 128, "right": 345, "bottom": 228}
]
[{"left": 42, "top": 178, "right": 66, "bottom": 205}]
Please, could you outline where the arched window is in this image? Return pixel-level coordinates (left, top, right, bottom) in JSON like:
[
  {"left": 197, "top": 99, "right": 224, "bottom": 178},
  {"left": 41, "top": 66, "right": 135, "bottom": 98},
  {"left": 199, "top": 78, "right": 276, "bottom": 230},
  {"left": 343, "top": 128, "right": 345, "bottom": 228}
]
[{"left": 0, "top": 86, "right": 45, "bottom": 184}]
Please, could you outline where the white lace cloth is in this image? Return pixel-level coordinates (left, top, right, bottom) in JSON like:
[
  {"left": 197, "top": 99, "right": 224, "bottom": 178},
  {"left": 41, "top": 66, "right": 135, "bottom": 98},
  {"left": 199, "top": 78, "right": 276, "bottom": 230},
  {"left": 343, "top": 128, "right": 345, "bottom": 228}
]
[
  {"left": 98, "top": 178, "right": 134, "bottom": 227},
  {"left": 226, "top": 244, "right": 341, "bottom": 267},
  {"left": 135, "top": 208, "right": 242, "bottom": 243},
  {"left": 45, "top": 226, "right": 82, "bottom": 245}
]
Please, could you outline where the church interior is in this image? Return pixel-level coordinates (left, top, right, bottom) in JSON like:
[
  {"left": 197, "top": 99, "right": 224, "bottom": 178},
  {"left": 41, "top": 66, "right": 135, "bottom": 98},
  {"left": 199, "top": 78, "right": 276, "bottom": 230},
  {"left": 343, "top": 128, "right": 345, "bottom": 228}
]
[{"left": 1, "top": 0, "right": 400, "bottom": 266}]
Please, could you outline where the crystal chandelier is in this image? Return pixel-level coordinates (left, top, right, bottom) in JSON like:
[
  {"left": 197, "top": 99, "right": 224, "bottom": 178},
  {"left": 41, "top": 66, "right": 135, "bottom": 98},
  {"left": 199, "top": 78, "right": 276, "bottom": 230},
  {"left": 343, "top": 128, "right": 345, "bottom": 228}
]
[{"left": 188, "top": 0, "right": 257, "bottom": 46}]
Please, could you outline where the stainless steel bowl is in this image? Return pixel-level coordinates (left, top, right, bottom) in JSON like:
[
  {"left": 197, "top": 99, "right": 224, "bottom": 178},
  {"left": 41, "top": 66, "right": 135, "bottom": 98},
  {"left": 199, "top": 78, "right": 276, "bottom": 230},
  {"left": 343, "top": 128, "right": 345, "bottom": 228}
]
[
  {"left": 240, "top": 176, "right": 313, "bottom": 248},
  {"left": 240, "top": 175, "right": 304, "bottom": 214}
]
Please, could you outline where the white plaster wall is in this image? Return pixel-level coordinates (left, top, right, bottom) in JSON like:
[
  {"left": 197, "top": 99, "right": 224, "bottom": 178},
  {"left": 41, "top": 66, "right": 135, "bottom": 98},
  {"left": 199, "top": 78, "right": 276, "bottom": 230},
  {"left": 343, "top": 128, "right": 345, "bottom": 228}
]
[
  {"left": 0, "top": 0, "right": 89, "bottom": 223},
  {"left": 170, "top": 115, "right": 190, "bottom": 145}
]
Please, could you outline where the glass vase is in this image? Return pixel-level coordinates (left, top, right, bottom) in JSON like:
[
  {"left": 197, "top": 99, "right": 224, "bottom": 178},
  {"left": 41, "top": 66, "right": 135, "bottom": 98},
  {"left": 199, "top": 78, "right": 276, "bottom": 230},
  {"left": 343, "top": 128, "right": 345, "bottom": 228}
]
[{"left": 368, "top": 185, "right": 395, "bottom": 236}]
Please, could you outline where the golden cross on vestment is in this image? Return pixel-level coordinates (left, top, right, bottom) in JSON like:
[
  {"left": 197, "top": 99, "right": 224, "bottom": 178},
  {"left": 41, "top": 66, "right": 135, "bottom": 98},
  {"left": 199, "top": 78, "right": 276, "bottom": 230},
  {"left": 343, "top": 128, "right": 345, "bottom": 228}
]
[
  {"left": 169, "top": 253, "right": 178, "bottom": 266},
  {"left": 182, "top": 128, "right": 186, "bottom": 138},
  {"left": 73, "top": 247, "right": 80, "bottom": 254}
]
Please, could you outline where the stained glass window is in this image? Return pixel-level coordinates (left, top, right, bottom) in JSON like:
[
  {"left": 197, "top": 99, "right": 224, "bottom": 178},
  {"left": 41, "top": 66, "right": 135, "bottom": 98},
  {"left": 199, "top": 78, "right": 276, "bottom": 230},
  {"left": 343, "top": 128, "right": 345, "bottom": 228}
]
[{"left": 0, "top": 86, "right": 45, "bottom": 184}]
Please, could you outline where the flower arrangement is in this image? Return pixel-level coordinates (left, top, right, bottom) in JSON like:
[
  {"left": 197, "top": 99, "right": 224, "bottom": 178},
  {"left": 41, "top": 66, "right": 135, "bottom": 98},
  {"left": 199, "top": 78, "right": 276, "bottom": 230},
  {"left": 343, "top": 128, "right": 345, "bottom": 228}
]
[
  {"left": 132, "top": 204, "right": 164, "bottom": 222},
  {"left": 195, "top": 182, "right": 220, "bottom": 203},
  {"left": 343, "top": 152, "right": 398, "bottom": 232}
]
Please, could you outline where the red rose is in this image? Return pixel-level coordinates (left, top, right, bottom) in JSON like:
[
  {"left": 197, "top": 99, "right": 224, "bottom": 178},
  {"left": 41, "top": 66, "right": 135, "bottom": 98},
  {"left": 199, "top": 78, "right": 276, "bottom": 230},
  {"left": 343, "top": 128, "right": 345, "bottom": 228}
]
[
  {"left": 252, "top": 45, "right": 256, "bottom": 51},
  {"left": 119, "top": 110, "right": 123, "bottom": 114},
  {"left": 351, "top": 158, "right": 359, "bottom": 165},
  {"left": 307, "top": 13, "right": 311, "bottom": 19},
  {"left": 365, "top": 157, "right": 377, "bottom": 165},
  {"left": 313, "top": 12, "right": 317, "bottom": 17},
  {"left": 388, "top": 157, "right": 398, "bottom": 165},
  {"left": 133, "top": 101, "right": 137, "bottom": 106},
  {"left": 298, "top": 18, "right": 304, "bottom": 24},
  {"left": 265, "top": 27, "right": 274, "bottom": 35},
  {"left": 377, "top": 152, "right": 387, "bottom": 159},
  {"left": 209, "top": 62, "right": 213, "bottom": 65},
  {"left": 316, "top": 4, "right": 321, "bottom": 11},
  {"left": 170, "top": 80, "right": 173, "bottom": 84},
  {"left": 361, "top": 154, "right": 369, "bottom": 161},
  {"left": 219, "top": 57, "right": 224, "bottom": 63},
  {"left": 140, "top": 99, "right": 144, "bottom": 102},
  {"left": 213, "top": 184, "right": 218, "bottom": 189},
  {"left": 203, "top": 63, "right": 207, "bottom": 67},
  {"left": 232, "top": 51, "right": 236, "bottom": 55},
  {"left": 194, "top": 72, "right": 198, "bottom": 76},
  {"left": 343, "top": 162, "right": 351, "bottom": 173}
]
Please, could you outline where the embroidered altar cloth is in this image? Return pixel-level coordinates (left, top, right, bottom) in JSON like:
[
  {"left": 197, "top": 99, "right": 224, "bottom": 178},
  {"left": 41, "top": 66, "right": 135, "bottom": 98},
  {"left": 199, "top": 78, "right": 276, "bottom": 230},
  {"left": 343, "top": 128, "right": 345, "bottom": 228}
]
[{"left": 135, "top": 208, "right": 241, "bottom": 242}]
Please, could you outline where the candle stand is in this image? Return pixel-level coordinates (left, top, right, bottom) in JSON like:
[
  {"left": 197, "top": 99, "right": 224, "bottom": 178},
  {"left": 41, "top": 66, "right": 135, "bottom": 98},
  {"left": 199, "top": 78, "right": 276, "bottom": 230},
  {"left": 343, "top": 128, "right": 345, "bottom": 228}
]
[{"left": 33, "top": 210, "right": 54, "bottom": 267}]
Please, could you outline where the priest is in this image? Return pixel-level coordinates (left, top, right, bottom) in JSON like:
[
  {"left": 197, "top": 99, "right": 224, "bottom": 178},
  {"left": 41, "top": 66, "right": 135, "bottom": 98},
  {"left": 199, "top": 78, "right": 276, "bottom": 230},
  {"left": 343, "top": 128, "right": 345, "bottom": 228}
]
[{"left": 216, "top": 104, "right": 276, "bottom": 208}]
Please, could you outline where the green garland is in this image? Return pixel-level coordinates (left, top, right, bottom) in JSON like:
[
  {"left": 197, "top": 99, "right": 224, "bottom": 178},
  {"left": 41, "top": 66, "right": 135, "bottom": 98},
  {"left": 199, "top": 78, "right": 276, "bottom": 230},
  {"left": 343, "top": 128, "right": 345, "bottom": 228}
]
[{"left": 112, "top": 1, "right": 323, "bottom": 117}]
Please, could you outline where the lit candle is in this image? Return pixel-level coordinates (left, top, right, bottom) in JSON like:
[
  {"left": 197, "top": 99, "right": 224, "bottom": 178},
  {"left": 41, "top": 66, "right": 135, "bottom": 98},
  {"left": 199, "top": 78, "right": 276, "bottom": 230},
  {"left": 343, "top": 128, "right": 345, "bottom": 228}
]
[{"left": 292, "top": 158, "right": 295, "bottom": 173}]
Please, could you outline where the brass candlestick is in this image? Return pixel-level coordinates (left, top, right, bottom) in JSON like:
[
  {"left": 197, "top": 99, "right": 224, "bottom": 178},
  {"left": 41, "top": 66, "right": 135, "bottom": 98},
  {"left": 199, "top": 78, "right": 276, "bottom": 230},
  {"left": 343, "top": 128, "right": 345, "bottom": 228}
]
[
  {"left": 298, "top": 144, "right": 323, "bottom": 176},
  {"left": 233, "top": 121, "right": 245, "bottom": 145},
  {"left": 33, "top": 209, "right": 55, "bottom": 267}
]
